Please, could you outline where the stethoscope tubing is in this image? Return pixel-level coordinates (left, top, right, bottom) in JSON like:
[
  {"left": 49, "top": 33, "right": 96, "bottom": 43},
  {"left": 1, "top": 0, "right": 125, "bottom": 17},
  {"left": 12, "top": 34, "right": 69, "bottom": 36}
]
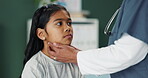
[{"left": 104, "top": 8, "right": 120, "bottom": 36}]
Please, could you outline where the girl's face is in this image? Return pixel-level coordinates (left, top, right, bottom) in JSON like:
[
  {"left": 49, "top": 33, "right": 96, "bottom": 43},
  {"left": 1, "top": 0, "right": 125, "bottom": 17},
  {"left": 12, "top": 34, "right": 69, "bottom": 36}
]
[{"left": 45, "top": 10, "right": 73, "bottom": 45}]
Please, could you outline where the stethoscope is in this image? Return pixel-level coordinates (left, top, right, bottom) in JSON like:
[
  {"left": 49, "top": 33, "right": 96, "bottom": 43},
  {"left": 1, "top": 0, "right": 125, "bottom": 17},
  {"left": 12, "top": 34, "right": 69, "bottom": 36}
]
[{"left": 104, "top": 8, "right": 120, "bottom": 36}]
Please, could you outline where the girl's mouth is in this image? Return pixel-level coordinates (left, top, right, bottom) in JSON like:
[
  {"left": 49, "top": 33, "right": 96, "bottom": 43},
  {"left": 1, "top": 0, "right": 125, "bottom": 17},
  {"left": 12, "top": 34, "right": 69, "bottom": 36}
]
[{"left": 63, "top": 34, "right": 73, "bottom": 38}]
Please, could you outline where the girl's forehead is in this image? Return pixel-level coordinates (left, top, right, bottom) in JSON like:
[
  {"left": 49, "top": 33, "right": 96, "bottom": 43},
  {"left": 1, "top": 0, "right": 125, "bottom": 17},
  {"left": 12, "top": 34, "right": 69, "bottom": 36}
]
[{"left": 50, "top": 10, "right": 70, "bottom": 19}]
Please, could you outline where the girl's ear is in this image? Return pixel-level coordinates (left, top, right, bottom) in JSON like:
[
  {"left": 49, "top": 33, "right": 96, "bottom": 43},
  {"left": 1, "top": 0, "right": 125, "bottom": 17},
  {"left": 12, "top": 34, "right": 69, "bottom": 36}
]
[{"left": 36, "top": 28, "right": 46, "bottom": 40}]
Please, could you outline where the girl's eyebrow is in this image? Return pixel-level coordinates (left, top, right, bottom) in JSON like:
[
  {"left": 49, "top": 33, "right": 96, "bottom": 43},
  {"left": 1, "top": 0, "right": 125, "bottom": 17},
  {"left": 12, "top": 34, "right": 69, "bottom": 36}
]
[{"left": 53, "top": 18, "right": 72, "bottom": 22}]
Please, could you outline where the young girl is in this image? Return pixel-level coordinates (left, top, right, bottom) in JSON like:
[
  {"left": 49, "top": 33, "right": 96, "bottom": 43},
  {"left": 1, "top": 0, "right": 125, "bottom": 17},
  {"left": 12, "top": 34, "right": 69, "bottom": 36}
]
[{"left": 21, "top": 4, "right": 83, "bottom": 78}]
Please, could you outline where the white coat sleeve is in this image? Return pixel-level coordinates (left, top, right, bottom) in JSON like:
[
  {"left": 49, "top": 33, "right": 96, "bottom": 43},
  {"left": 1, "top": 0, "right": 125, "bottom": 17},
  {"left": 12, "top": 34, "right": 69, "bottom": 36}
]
[{"left": 77, "top": 33, "right": 148, "bottom": 75}]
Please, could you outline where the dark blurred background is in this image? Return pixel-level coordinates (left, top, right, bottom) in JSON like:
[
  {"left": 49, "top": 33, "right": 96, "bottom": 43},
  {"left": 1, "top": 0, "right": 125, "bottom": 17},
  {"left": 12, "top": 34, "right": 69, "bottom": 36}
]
[{"left": 0, "top": 0, "right": 122, "bottom": 78}]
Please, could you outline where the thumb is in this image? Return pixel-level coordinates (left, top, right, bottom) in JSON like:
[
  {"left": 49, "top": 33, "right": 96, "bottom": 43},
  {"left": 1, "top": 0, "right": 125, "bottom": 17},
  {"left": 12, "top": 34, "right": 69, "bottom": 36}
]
[
  {"left": 53, "top": 43, "right": 61, "bottom": 47},
  {"left": 48, "top": 48, "right": 56, "bottom": 56},
  {"left": 48, "top": 42, "right": 59, "bottom": 51},
  {"left": 53, "top": 43, "right": 65, "bottom": 49}
]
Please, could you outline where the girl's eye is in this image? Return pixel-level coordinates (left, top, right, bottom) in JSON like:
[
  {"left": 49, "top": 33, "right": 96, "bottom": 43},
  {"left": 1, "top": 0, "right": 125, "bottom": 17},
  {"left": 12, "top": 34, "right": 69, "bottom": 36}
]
[
  {"left": 57, "top": 22, "right": 62, "bottom": 26},
  {"left": 67, "top": 22, "right": 72, "bottom": 26}
]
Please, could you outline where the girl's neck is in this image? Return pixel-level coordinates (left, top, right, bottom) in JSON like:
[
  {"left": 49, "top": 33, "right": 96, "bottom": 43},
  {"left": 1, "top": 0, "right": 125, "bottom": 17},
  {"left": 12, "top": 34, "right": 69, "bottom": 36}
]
[{"left": 41, "top": 41, "right": 51, "bottom": 57}]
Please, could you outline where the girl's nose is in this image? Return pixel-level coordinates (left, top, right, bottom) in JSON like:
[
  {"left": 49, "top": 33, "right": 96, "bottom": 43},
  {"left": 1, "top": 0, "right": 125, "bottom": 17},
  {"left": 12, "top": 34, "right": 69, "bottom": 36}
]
[{"left": 65, "top": 27, "right": 71, "bottom": 32}]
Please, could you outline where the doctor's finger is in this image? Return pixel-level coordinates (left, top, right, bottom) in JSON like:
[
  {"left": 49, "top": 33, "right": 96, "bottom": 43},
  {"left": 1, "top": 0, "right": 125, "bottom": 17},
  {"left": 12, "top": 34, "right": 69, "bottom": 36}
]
[
  {"left": 48, "top": 48, "right": 57, "bottom": 56},
  {"left": 50, "top": 42, "right": 69, "bottom": 49},
  {"left": 48, "top": 42, "right": 63, "bottom": 48},
  {"left": 70, "top": 45, "right": 80, "bottom": 51},
  {"left": 48, "top": 42, "right": 60, "bottom": 51}
]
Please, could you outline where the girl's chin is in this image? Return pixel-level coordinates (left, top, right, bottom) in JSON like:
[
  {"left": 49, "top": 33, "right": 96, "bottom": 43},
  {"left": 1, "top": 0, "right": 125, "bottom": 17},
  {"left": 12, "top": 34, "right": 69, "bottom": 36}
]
[
  {"left": 61, "top": 42, "right": 71, "bottom": 45},
  {"left": 59, "top": 41, "right": 71, "bottom": 45}
]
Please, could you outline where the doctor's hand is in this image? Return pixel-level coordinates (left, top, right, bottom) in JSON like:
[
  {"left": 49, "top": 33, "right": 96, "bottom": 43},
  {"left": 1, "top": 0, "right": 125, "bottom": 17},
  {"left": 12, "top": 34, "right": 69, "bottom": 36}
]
[{"left": 48, "top": 42, "right": 80, "bottom": 64}]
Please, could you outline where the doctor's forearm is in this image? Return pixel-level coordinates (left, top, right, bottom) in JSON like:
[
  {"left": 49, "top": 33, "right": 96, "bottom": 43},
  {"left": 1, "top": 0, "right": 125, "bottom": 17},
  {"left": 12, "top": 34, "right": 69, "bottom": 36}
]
[{"left": 77, "top": 33, "right": 148, "bottom": 75}]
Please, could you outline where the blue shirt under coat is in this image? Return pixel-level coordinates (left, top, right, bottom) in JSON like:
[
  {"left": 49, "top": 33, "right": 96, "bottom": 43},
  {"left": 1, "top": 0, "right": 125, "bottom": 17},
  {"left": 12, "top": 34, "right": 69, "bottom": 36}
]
[{"left": 108, "top": 0, "right": 148, "bottom": 78}]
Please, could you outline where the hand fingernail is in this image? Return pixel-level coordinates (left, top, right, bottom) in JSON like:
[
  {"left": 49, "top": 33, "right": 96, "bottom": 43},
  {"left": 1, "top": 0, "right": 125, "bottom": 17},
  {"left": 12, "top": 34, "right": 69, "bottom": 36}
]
[
  {"left": 53, "top": 43, "right": 57, "bottom": 46},
  {"left": 48, "top": 42, "right": 51, "bottom": 44}
]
